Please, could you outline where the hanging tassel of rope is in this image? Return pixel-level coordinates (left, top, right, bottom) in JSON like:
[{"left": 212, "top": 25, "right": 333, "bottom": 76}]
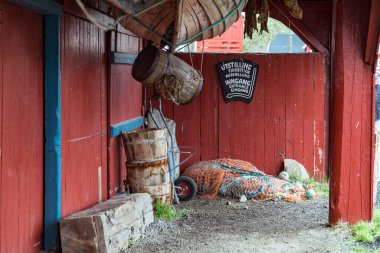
[
  {"left": 283, "top": 0, "right": 303, "bottom": 19},
  {"left": 244, "top": 0, "right": 303, "bottom": 38},
  {"left": 258, "top": 0, "right": 269, "bottom": 34},
  {"left": 244, "top": 0, "right": 258, "bottom": 39}
]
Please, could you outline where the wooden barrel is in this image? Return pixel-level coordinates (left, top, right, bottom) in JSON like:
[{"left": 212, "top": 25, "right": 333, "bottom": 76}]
[
  {"left": 132, "top": 46, "right": 203, "bottom": 105},
  {"left": 121, "top": 128, "right": 168, "bottom": 163},
  {"left": 127, "top": 159, "right": 172, "bottom": 204}
]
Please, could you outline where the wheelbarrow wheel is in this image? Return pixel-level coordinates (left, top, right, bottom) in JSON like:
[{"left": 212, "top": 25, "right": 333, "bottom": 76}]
[{"left": 174, "top": 176, "right": 197, "bottom": 201}]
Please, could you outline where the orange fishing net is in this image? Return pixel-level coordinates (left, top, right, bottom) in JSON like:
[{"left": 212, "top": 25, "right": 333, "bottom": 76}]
[
  {"left": 183, "top": 159, "right": 308, "bottom": 202},
  {"left": 182, "top": 161, "right": 227, "bottom": 200}
]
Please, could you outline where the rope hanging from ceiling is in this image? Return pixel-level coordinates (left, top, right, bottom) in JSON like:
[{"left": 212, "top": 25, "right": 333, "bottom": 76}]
[{"left": 244, "top": 0, "right": 303, "bottom": 39}]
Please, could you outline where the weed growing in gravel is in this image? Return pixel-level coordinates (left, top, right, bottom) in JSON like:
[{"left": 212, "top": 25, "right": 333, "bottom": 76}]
[
  {"left": 153, "top": 198, "right": 188, "bottom": 221},
  {"left": 352, "top": 222, "right": 376, "bottom": 243},
  {"left": 353, "top": 247, "right": 380, "bottom": 253}
]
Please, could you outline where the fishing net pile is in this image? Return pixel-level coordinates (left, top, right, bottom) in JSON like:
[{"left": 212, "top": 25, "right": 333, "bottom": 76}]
[{"left": 182, "top": 158, "right": 308, "bottom": 202}]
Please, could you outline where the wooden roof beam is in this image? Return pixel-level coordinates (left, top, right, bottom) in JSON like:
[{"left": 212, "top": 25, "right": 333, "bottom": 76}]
[
  {"left": 364, "top": 0, "right": 380, "bottom": 64},
  {"left": 268, "top": 0, "right": 329, "bottom": 55}
]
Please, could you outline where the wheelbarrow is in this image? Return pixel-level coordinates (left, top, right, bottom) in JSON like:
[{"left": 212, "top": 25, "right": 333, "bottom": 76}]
[{"left": 147, "top": 98, "right": 197, "bottom": 202}]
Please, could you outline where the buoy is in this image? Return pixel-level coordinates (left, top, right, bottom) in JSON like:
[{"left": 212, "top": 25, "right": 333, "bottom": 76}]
[
  {"left": 279, "top": 171, "right": 290, "bottom": 180},
  {"left": 240, "top": 195, "right": 247, "bottom": 203},
  {"left": 305, "top": 189, "right": 316, "bottom": 199}
]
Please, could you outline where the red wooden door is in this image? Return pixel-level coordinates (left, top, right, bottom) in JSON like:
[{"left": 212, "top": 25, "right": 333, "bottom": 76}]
[
  {"left": 0, "top": 1, "right": 44, "bottom": 252},
  {"left": 61, "top": 12, "right": 107, "bottom": 217},
  {"left": 108, "top": 30, "right": 142, "bottom": 197}
]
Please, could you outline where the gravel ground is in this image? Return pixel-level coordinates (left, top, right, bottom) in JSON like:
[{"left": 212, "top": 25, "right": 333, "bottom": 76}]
[{"left": 129, "top": 196, "right": 353, "bottom": 253}]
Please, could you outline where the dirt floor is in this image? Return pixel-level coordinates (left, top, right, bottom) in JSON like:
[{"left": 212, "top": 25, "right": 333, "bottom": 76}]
[{"left": 129, "top": 196, "right": 354, "bottom": 253}]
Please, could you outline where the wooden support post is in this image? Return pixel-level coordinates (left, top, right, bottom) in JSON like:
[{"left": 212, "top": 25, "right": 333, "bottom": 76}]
[
  {"left": 329, "top": 0, "right": 376, "bottom": 224},
  {"left": 44, "top": 15, "right": 62, "bottom": 251}
]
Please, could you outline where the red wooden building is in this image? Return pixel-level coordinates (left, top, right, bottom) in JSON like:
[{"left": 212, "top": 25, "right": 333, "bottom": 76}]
[
  {"left": 195, "top": 16, "right": 244, "bottom": 53},
  {"left": 0, "top": 0, "right": 378, "bottom": 252}
]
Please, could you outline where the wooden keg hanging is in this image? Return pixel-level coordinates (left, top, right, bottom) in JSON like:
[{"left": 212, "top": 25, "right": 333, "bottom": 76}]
[{"left": 132, "top": 46, "right": 203, "bottom": 105}]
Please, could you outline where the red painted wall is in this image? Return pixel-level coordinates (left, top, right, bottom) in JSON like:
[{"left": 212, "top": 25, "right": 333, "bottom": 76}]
[
  {"left": 60, "top": 1, "right": 143, "bottom": 214},
  {"left": 60, "top": 10, "right": 108, "bottom": 217},
  {"left": 196, "top": 16, "right": 244, "bottom": 53},
  {"left": 0, "top": 2, "right": 44, "bottom": 252},
  {"left": 159, "top": 53, "right": 327, "bottom": 177},
  {"left": 108, "top": 29, "right": 142, "bottom": 197}
]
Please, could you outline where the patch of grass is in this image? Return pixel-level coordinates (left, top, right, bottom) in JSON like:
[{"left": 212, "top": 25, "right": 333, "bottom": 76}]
[
  {"left": 352, "top": 222, "right": 375, "bottom": 243},
  {"left": 350, "top": 209, "right": 380, "bottom": 244},
  {"left": 289, "top": 176, "right": 330, "bottom": 197},
  {"left": 353, "top": 247, "right": 371, "bottom": 253},
  {"left": 289, "top": 174, "right": 303, "bottom": 182},
  {"left": 128, "top": 239, "right": 134, "bottom": 248},
  {"left": 352, "top": 246, "right": 380, "bottom": 253},
  {"left": 153, "top": 198, "right": 188, "bottom": 221},
  {"left": 303, "top": 177, "right": 329, "bottom": 197}
]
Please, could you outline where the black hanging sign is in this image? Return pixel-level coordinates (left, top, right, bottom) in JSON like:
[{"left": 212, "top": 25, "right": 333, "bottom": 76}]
[{"left": 216, "top": 58, "right": 259, "bottom": 104}]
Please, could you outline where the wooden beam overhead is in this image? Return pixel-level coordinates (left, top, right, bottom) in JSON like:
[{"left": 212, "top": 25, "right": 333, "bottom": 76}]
[
  {"left": 364, "top": 0, "right": 380, "bottom": 64},
  {"left": 5, "top": 0, "right": 62, "bottom": 15},
  {"left": 269, "top": 0, "right": 329, "bottom": 55}
]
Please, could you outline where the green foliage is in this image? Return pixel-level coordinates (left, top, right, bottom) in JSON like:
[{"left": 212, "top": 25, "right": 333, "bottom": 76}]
[
  {"left": 350, "top": 209, "right": 380, "bottom": 244},
  {"left": 289, "top": 174, "right": 302, "bottom": 182},
  {"left": 353, "top": 247, "right": 380, "bottom": 253},
  {"left": 288, "top": 176, "right": 330, "bottom": 197},
  {"left": 354, "top": 247, "right": 371, "bottom": 253},
  {"left": 128, "top": 240, "right": 134, "bottom": 248},
  {"left": 243, "top": 17, "right": 292, "bottom": 53},
  {"left": 153, "top": 198, "right": 188, "bottom": 221},
  {"left": 352, "top": 222, "right": 375, "bottom": 243},
  {"left": 303, "top": 178, "right": 329, "bottom": 197}
]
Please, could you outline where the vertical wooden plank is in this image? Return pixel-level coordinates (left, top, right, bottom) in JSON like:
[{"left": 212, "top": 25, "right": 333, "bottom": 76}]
[
  {"left": 173, "top": 55, "right": 201, "bottom": 171},
  {"left": 274, "top": 55, "right": 286, "bottom": 173},
  {"left": 199, "top": 54, "right": 219, "bottom": 160},
  {"left": 303, "top": 55, "right": 315, "bottom": 176},
  {"left": 360, "top": 64, "right": 375, "bottom": 219},
  {"left": 108, "top": 31, "right": 142, "bottom": 197},
  {"left": 264, "top": 54, "right": 276, "bottom": 175},
  {"left": 313, "top": 55, "right": 326, "bottom": 178},
  {"left": 252, "top": 55, "right": 266, "bottom": 170},
  {"left": 106, "top": 30, "right": 113, "bottom": 198},
  {"left": 99, "top": 21, "right": 108, "bottom": 202},
  {"left": 44, "top": 15, "right": 62, "bottom": 251},
  {"left": 1, "top": 3, "right": 44, "bottom": 252},
  {"left": 218, "top": 54, "right": 232, "bottom": 159},
  {"left": 285, "top": 55, "right": 295, "bottom": 160},
  {"left": 61, "top": 13, "right": 108, "bottom": 217},
  {"left": 293, "top": 55, "right": 305, "bottom": 165},
  {"left": 346, "top": 49, "right": 364, "bottom": 222},
  {"left": 233, "top": 102, "right": 246, "bottom": 160}
]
